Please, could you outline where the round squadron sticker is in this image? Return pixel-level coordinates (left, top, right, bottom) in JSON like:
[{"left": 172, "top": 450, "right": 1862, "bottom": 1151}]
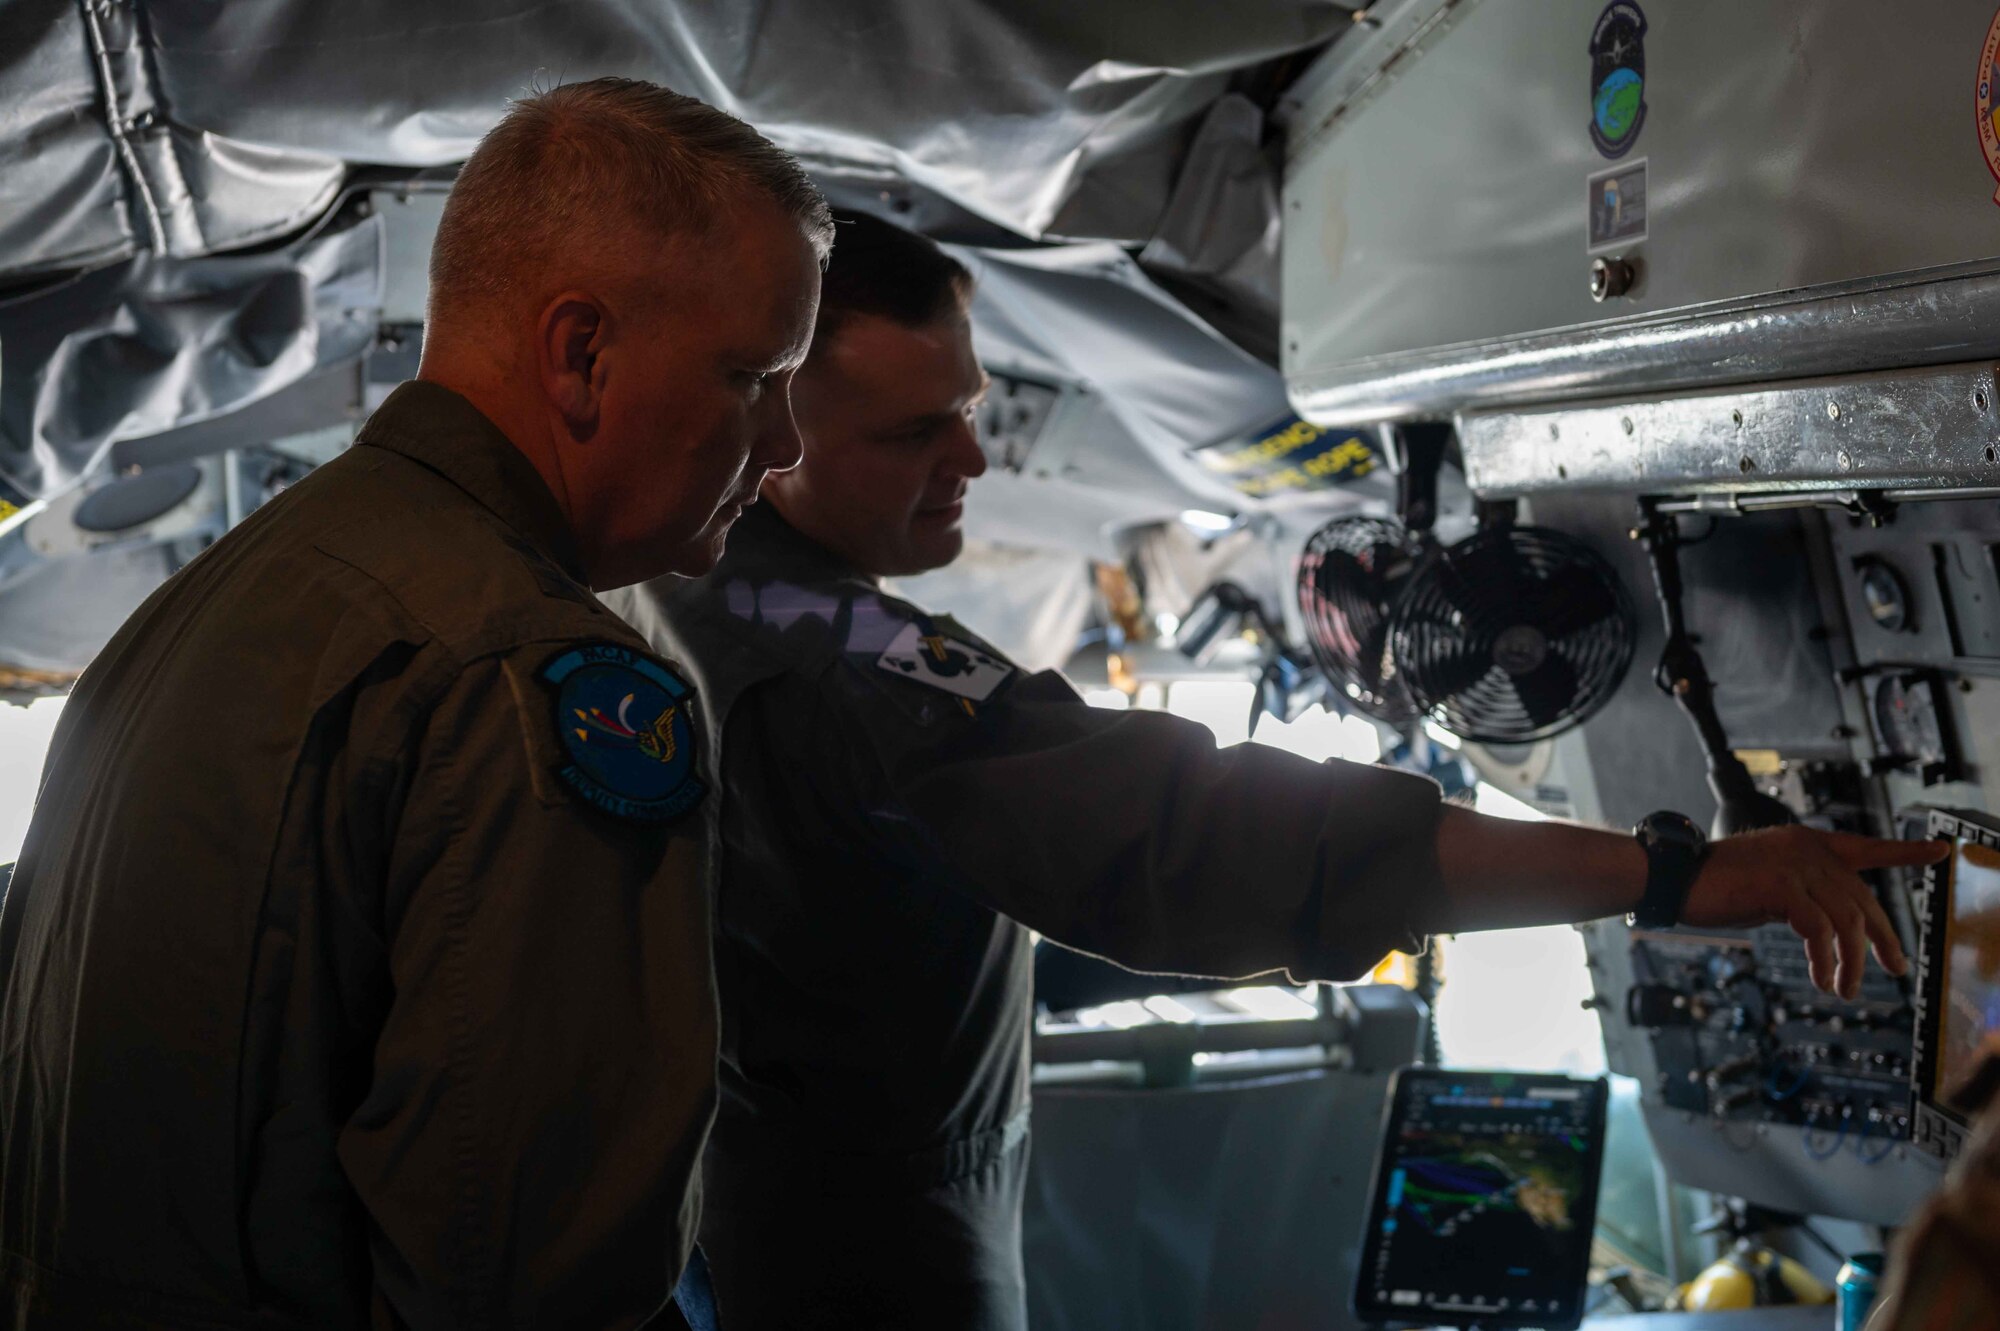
[
  {"left": 1979, "top": 8, "right": 2000, "bottom": 202},
  {"left": 1588, "top": 1, "right": 1648, "bottom": 160}
]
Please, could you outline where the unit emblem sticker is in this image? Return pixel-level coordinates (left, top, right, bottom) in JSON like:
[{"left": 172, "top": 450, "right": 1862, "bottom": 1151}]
[
  {"left": 876, "top": 620, "right": 1015, "bottom": 702},
  {"left": 1588, "top": 1, "right": 1648, "bottom": 160},
  {"left": 540, "top": 641, "right": 705, "bottom": 824},
  {"left": 1587, "top": 159, "right": 1648, "bottom": 250},
  {"left": 1979, "top": 7, "right": 2000, "bottom": 202}
]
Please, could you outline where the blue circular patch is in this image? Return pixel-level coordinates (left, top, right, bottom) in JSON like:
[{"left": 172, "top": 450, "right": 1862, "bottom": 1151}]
[{"left": 540, "top": 642, "right": 704, "bottom": 824}]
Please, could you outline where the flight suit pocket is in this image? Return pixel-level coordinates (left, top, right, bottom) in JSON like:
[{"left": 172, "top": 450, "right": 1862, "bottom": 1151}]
[{"left": 501, "top": 651, "right": 574, "bottom": 809}]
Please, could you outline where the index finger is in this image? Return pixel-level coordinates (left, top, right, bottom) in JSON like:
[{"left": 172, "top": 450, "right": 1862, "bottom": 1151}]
[{"left": 1823, "top": 834, "right": 1951, "bottom": 870}]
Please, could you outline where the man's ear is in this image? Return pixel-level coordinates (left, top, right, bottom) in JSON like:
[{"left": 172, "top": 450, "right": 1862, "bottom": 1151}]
[{"left": 538, "top": 292, "right": 609, "bottom": 441}]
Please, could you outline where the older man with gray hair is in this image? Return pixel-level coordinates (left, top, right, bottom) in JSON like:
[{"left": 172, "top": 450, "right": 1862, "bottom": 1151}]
[{"left": 0, "top": 79, "right": 826, "bottom": 1329}]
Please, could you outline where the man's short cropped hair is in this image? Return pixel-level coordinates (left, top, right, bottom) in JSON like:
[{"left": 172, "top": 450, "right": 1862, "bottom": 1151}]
[
  {"left": 811, "top": 210, "right": 974, "bottom": 357},
  {"left": 429, "top": 77, "right": 833, "bottom": 324}
]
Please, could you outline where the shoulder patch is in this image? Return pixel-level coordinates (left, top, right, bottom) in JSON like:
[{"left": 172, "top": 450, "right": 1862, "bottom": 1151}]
[
  {"left": 539, "top": 641, "right": 705, "bottom": 824},
  {"left": 875, "top": 617, "right": 1015, "bottom": 702}
]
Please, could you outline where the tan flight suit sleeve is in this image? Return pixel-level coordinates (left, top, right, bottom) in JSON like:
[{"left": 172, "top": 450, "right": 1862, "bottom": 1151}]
[
  {"left": 1872, "top": 1108, "right": 2000, "bottom": 1325},
  {"left": 1873, "top": 1049, "right": 2000, "bottom": 1326},
  {"left": 747, "top": 659, "right": 1446, "bottom": 984},
  {"left": 335, "top": 648, "right": 711, "bottom": 1330}
]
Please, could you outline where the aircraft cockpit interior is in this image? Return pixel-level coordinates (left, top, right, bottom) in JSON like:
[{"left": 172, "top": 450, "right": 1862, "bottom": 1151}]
[{"left": 5, "top": 2, "right": 2000, "bottom": 1328}]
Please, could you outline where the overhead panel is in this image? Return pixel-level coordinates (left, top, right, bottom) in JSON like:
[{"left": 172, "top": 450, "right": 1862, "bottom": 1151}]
[{"left": 1281, "top": 0, "right": 2000, "bottom": 424}]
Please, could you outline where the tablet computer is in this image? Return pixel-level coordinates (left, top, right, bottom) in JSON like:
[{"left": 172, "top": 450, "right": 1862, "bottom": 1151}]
[{"left": 1353, "top": 1068, "right": 1608, "bottom": 1328}]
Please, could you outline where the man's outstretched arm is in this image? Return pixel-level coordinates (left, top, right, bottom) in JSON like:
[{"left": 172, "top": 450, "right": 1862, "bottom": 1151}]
[
  {"left": 1428, "top": 808, "right": 1944, "bottom": 999},
  {"left": 797, "top": 662, "right": 1946, "bottom": 997}
]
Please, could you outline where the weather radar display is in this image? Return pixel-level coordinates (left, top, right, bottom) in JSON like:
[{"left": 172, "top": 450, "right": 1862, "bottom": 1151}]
[{"left": 1354, "top": 1070, "right": 1607, "bottom": 1328}]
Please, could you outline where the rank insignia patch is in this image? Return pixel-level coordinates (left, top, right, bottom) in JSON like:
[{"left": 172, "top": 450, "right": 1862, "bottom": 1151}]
[
  {"left": 540, "top": 642, "right": 704, "bottom": 823},
  {"left": 876, "top": 619, "right": 1015, "bottom": 702}
]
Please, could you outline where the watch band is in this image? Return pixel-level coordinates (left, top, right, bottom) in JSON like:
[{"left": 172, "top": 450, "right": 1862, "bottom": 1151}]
[{"left": 1629, "top": 810, "right": 1708, "bottom": 929}]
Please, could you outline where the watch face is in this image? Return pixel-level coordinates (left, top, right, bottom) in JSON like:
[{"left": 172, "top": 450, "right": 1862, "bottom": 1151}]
[{"left": 1641, "top": 811, "right": 1702, "bottom": 849}]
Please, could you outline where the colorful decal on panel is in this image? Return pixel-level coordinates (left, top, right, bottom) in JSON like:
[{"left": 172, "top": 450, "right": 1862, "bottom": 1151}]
[
  {"left": 1978, "top": 7, "right": 2000, "bottom": 202},
  {"left": 1589, "top": 2, "right": 1648, "bottom": 160},
  {"left": 1587, "top": 159, "right": 1648, "bottom": 251},
  {"left": 1191, "top": 417, "right": 1379, "bottom": 499}
]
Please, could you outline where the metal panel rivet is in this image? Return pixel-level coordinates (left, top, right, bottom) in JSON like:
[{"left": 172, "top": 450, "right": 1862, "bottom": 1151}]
[
  {"left": 1977, "top": 387, "right": 1991, "bottom": 412},
  {"left": 1739, "top": 456, "right": 1755, "bottom": 473},
  {"left": 1827, "top": 401, "right": 1841, "bottom": 420},
  {"left": 1986, "top": 445, "right": 1997, "bottom": 464},
  {"left": 1838, "top": 451, "right": 1853, "bottom": 471},
  {"left": 1621, "top": 416, "right": 1634, "bottom": 435},
  {"left": 1731, "top": 409, "right": 1743, "bottom": 427}
]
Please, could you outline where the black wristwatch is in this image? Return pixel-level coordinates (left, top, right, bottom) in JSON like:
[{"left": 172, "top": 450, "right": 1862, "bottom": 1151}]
[{"left": 1628, "top": 810, "right": 1708, "bottom": 929}]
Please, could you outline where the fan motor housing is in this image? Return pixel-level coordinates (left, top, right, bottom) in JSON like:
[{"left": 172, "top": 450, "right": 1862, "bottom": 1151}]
[{"left": 1392, "top": 525, "right": 1638, "bottom": 746}]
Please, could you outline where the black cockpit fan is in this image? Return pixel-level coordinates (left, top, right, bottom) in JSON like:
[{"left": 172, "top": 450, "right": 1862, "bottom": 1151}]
[
  {"left": 1390, "top": 524, "right": 1636, "bottom": 745},
  {"left": 1296, "top": 515, "right": 1426, "bottom": 724}
]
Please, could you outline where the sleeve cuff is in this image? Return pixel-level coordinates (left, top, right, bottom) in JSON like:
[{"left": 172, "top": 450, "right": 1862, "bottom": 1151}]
[{"left": 1300, "top": 764, "right": 1447, "bottom": 982}]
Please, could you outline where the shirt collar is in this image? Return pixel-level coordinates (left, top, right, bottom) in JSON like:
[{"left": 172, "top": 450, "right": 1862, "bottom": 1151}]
[
  {"left": 717, "top": 499, "right": 878, "bottom": 589},
  {"left": 354, "top": 380, "right": 588, "bottom": 582}
]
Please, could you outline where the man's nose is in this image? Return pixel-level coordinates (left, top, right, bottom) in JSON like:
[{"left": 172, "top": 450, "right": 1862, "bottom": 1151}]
[
  {"left": 756, "top": 391, "right": 807, "bottom": 474},
  {"left": 948, "top": 411, "right": 989, "bottom": 481}
]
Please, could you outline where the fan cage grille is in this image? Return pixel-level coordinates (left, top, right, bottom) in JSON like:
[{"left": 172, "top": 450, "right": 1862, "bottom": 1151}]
[
  {"left": 1296, "top": 515, "right": 1424, "bottom": 724},
  {"left": 1390, "top": 526, "right": 1636, "bottom": 746}
]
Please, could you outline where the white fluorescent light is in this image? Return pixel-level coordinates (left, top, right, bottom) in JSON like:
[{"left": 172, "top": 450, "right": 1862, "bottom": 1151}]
[{"left": 1178, "top": 509, "right": 1236, "bottom": 533}]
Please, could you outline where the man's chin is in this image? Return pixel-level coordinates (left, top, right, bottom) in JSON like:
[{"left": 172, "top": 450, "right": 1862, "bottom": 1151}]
[
  {"left": 588, "top": 525, "right": 731, "bottom": 590},
  {"left": 904, "top": 526, "right": 966, "bottom": 575},
  {"left": 657, "top": 534, "right": 728, "bottom": 582},
  {"left": 683, "top": 508, "right": 751, "bottom": 573}
]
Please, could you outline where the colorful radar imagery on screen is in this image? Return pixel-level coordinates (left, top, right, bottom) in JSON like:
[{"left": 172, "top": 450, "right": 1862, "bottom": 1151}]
[{"left": 1358, "top": 1072, "right": 1604, "bottom": 1326}]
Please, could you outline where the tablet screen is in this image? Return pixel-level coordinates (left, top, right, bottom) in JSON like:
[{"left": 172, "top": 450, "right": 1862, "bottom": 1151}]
[{"left": 1354, "top": 1069, "right": 1607, "bottom": 1328}]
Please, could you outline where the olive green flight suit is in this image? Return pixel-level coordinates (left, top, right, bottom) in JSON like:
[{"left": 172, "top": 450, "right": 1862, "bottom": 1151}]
[{"left": 1, "top": 383, "right": 717, "bottom": 1329}]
